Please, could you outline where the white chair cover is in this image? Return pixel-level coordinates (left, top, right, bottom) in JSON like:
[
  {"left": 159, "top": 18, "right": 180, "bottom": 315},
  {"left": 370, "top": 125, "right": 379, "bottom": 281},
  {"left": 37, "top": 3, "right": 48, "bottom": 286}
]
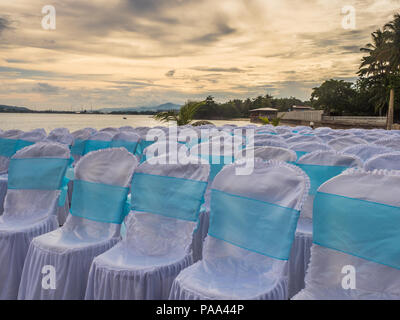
[
  {"left": 290, "top": 142, "right": 332, "bottom": 154},
  {"left": 170, "top": 160, "right": 309, "bottom": 300},
  {"left": 286, "top": 135, "right": 321, "bottom": 146},
  {"left": 316, "top": 134, "right": 337, "bottom": 143},
  {"left": 359, "top": 133, "right": 390, "bottom": 143},
  {"left": 342, "top": 144, "right": 393, "bottom": 163},
  {"left": 296, "top": 151, "right": 362, "bottom": 221},
  {"left": 70, "top": 129, "right": 92, "bottom": 164},
  {"left": 288, "top": 150, "right": 362, "bottom": 298},
  {"left": 0, "top": 130, "right": 24, "bottom": 174},
  {"left": 18, "top": 148, "right": 138, "bottom": 300},
  {"left": 111, "top": 131, "right": 141, "bottom": 154},
  {"left": 328, "top": 136, "right": 368, "bottom": 151},
  {"left": 119, "top": 126, "right": 136, "bottom": 132},
  {"left": 84, "top": 155, "right": 209, "bottom": 300},
  {"left": 99, "top": 127, "right": 119, "bottom": 136},
  {"left": 142, "top": 140, "right": 189, "bottom": 163},
  {"left": 0, "top": 142, "right": 70, "bottom": 299},
  {"left": 236, "top": 146, "right": 297, "bottom": 163},
  {"left": 0, "top": 130, "right": 24, "bottom": 214},
  {"left": 364, "top": 152, "right": 400, "bottom": 171},
  {"left": 253, "top": 135, "right": 288, "bottom": 148},
  {"left": 84, "top": 132, "right": 113, "bottom": 154},
  {"left": 373, "top": 137, "right": 400, "bottom": 152},
  {"left": 314, "top": 127, "right": 333, "bottom": 135},
  {"left": 293, "top": 126, "right": 312, "bottom": 133},
  {"left": 293, "top": 169, "right": 400, "bottom": 300},
  {"left": 46, "top": 128, "right": 73, "bottom": 146}
]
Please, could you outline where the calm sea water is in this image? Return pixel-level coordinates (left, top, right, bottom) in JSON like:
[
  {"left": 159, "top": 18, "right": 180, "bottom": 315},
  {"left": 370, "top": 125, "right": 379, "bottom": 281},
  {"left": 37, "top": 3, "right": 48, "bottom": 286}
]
[{"left": 0, "top": 113, "right": 254, "bottom": 132}]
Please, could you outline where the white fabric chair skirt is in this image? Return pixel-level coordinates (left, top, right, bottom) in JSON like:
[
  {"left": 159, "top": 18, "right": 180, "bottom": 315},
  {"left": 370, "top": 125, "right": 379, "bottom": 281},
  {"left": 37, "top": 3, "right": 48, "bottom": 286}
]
[
  {"left": 0, "top": 214, "right": 58, "bottom": 299},
  {"left": 85, "top": 241, "right": 193, "bottom": 300},
  {"left": 288, "top": 218, "right": 312, "bottom": 299},
  {"left": 169, "top": 259, "right": 288, "bottom": 300},
  {"left": 18, "top": 232, "right": 120, "bottom": 300}
]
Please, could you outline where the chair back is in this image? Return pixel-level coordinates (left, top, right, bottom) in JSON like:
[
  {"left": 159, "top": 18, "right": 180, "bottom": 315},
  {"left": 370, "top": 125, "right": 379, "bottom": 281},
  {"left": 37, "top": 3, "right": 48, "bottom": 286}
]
[
  {"left": 66, "top": 148, "right": 138, "bottom": 238},
  {"left": 296, "top": 151, "right": 362, "bottom": 219},
  {"left": 364, "top": 152, "right": 400, "bottom": 171},
  {"left": 305, "top": 170, "right": 400, "bottom": 298},
  {"left": 125, "top": 155, "right": 209, "bottom": 255},
  {"left": 342, "top": 144, "right": 393, "bottom": 163},
  {"left": 2, "top": 142, "right": 70, "bottom": 223}
]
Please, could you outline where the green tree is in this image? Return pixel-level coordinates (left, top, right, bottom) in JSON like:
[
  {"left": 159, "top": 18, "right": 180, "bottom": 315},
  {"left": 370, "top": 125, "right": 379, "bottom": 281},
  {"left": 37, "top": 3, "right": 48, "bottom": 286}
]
[
  {"left": 359, "top": 14, "right": 400, "bottom": 128},
  {"left": 311, "top": 79, "right": 356, "bottom": 115}
]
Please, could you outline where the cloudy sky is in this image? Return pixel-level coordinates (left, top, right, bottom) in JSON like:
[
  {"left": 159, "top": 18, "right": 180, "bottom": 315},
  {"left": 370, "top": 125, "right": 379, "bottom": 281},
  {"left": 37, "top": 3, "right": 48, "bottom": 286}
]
[{"left": 0, "top": 0, "right": 399, "bottom": 110}]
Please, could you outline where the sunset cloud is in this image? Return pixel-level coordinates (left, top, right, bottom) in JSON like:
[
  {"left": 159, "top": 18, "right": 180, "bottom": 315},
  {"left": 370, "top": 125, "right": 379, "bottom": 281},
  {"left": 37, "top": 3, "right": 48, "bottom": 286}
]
[{"left": 0, "top": 0, "right": 399, "bottom": 110}]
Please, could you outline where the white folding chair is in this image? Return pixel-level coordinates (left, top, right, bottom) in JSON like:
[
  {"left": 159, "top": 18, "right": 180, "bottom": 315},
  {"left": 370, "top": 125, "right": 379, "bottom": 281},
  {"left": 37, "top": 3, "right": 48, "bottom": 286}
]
[
  {"left": 286, "top": 135, "right": 321, "bottom": 146},
  {"left": 169, "top": 160, "right": 309, "bottom": 300},
  {"left": 342, "top": 144, "right": 393, "bottom": 163},
  {"left": 111, "top": 131, "right": 141, "bottom": 155},
  {"left": 253, "top": 134, "right": 288, "bottom": 148},
  {"left": 288, "top": 151, "right": 362, "bottom": 298},
  {"left": 290, "top": 142, "right": 332, "bottom": 160},
  {"left": 294, "top": 169, "right": 400, "bottom": 299},
  {"left": 14, "top": 129, "right": 46, "bottom": 154},
  {"left": 328, "top": 136, "right": 368, "bottom": 151},
  {"left": 364, "top": 152, "right": 400, "bottom": 171},
  {"left": 0, "top": 142, "right": 70, "bottom": 299},
  {"left": 84, "top": 155, "right": 209, "bottom": 300},
  {"left": 189, "top": 140, "right": 238, "bottom": 261},
  {"left": 0, "top": 130, "right": 24, "bottom": 214},
  {"left": 70, "top": 129, "right": 92, "bottom": 164},
  {"left": 236, "top": 146, "right": 297, "bottom": 163},
  {"left": 18, "top": 148, "right": 138, "bottom": 300},
  {"left": 0, "top": 130, "right": 24, "bottom": 174},
  {"left": 46, "top": 128, "right": 73, "bottom": 146},
  {"left": 83, "top": 132, "right": 113, "bottom": 155},
  {"left": 99, "top": 127, "right": 119, "bottom": 136},
  {"left": 373, "top": 137, "right": 400, "bottom": 152}
]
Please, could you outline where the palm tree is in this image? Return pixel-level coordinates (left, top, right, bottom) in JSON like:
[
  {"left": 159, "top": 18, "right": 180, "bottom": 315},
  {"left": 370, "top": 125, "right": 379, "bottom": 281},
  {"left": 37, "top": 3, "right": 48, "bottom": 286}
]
[
  {"left": 359, "top": 14, "right": 400, "bottom": 129},
  {"left": 384, "top": 14, "right": 400, "bottom": 129},
  {"left": 153, "top": 101, "right": 205, "bottom": 126}
]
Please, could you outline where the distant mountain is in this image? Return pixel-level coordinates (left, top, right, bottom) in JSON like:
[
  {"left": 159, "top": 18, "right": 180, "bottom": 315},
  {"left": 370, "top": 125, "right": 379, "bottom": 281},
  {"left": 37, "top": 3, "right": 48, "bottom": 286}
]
[
  {"left": 99, "top": 102, "right": 181, "bottom": 113},
  {"left": 0, "top": 105, "right": 32, "bottom": 112}
]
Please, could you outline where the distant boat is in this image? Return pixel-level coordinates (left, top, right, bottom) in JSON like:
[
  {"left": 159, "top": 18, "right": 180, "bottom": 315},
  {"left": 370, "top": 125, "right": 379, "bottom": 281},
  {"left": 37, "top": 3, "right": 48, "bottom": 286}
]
[{"left": 123, "top": 117, "right": 127, "bottom": 120}]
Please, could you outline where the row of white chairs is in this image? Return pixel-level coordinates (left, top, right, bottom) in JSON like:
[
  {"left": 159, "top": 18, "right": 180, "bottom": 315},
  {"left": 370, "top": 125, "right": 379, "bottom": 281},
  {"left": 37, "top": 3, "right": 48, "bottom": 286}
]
[{"left": 1, "top": 125, "right": 400, "bottom": 300}]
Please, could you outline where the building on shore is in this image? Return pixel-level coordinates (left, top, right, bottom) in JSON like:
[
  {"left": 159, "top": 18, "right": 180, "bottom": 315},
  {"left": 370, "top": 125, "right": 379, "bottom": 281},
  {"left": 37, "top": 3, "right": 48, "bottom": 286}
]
[
  {"left": 290, "top": 105, "right": 313, "bottom": 112},
  {"left": 250, "top": 108, "right": 278, "bottom": 123}
]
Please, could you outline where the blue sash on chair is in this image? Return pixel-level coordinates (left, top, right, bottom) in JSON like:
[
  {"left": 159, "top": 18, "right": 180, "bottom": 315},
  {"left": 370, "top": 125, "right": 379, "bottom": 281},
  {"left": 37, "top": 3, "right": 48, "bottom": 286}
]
[
  {"left": 131, "top": 173, "right": 207, "bottom": 222},
  {"left": 314, "top": 191, "right": 400, "bottom": 270},
  {"left": 295, "top": 164, "right": 347, "bottom": 195},
  {"left": 84, "top": 140, "right": 111, "bottom": 155},
  {"left": 0, "top": 138, "right": 19, "bottom": 157},
  {"left": 8, "top": 158, "right": 69, "bottom": 190},
  {"left": 70, "top": 179, "right": 129, "bottom": 224},
  {"left": 111, "top": 140, "right": 139, "bottom": 154},
  {"left": 208, "top": 189, "right": 300, "bottom": 260}
]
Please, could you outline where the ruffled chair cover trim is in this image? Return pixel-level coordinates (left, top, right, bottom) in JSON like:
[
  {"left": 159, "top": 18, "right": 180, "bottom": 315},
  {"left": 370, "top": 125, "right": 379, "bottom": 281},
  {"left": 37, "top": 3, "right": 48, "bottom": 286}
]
[
  {"left": 18, "top": 237, "right": 120, "bottom": 300},
  {"left": 85, "top": 248, "right": 193, "bottom": 300},
  {"left": 0, "top": 215, "right": 58, "bottom": 299},
  {"left": 169, "top": 272, "right": 288, "bottom": 300}
]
